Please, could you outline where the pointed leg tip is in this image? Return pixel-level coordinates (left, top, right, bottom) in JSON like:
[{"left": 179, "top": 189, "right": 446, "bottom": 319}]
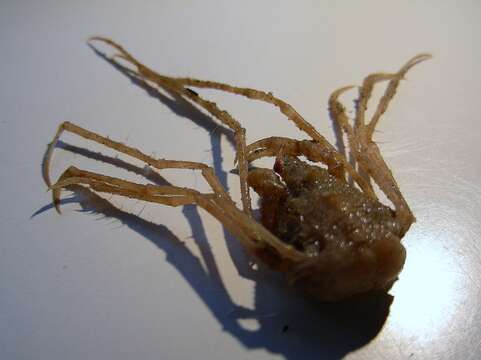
[
  {"left": 87, "top": 36, "right": 106, "bottom": 43},
  {"left": 54, "top": 203, "right": 62, "bottom": 215},
  {"left": 43, "top": 175, "right": 52, "bottom": 189}
]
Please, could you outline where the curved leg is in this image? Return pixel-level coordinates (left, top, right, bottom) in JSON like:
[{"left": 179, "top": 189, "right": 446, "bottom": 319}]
[
  {"left": 52, "top": 166, "right": 197, "bottom": 211},
  {"left": 89, "top": 37, "right": 252, "bottom": 216},
  {"left": 89, "top": 38, "right": 391, "bottom": 216},
  {"left": 329, "top": 54, "right": 432, "bottom": 232},
  {"left": 43, "top": 121, "right": 230, "bottom": 208},
  {"left": 51, "top": 166, "right": 304, "bottom": 262},
  {"left": 88, "top": 38, "right": 337, "bottom": 152},
  {"left": 366, "top": 54, "right": 432, "bottom": 138}
]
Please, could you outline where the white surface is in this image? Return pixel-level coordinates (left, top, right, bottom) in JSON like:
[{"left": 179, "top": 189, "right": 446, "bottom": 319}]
[{"left": 1, "top": 1, "right": 480, "bottom": 359}]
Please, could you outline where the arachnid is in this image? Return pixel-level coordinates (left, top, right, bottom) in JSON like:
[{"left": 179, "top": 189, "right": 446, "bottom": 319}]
[{"left": 43, "top": 37, "right": 431, "bottom": 301}]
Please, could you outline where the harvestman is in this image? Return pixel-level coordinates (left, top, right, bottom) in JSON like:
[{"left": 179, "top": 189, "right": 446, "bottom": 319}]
[{"left": 43, "top": 38, "right": 431, "bottom": 301}]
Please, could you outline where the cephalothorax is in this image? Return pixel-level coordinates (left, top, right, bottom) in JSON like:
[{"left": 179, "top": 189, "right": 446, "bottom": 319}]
[{"left": 44, "top": 38, "right": 430, "bottom": 301}]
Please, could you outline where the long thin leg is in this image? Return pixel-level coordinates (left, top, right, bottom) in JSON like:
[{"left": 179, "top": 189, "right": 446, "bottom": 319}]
[
  {"left": 89, "top": 37, "right": 252, "bottom": 216},
  {"left": 328, "top": 86, "right": 356, "bottom": 142},
  {"left": 366, "top": 54, "right": 432, "bottom": 138},
  {"left": 52, "top": 166, "right": 197, "bottom": 211},
  {"left": 329, "top": 54, "right": 432, "bottom": 232},
  {"left": 43, "top": 121, "right": 230, "bottom": 202},
  {"left": 174, "top": 78, "right": 337, "bottom": 152},
  {"left": 88, "top": 38, "right": 384, "bottom": 217},
  {"left": 89, "top": 37, "right": 336, "bottom": 152},
  {"left": 51, "top": 166, "right": 305, "bottom": 262},
  {"left": 45, "top": 122, "right": 304, "bottom": 261}
]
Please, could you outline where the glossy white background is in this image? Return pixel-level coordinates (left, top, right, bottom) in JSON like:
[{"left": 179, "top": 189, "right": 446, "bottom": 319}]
[{"left": 1, "top": 1, "right": 480, "bottom": 359}]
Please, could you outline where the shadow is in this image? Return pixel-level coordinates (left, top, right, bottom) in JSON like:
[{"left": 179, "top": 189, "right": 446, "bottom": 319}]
[
  {"left": 36, "top": 180, "right": 392, "bottom": 360},
  {"left": 88, "top": 43, "right": 236, "bottom": 146},
  {"left": 88, "top": 44, "right": 257, "bottom": 278},
  {"left": 36, "top": 44, "right": 393, "bottom": 359}
]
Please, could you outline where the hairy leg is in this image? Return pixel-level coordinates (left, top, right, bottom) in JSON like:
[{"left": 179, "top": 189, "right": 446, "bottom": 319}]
[
  {"left": 89, "top": 37, "right": 252, "bottom": 216},
  {"left": 51, "top": 166, "right": 304, "bottom": 262},
  {"left": 89, "top": 38, "right": 337, "bottom": 151},
  {"left": 52, "top": 166, "right": 197, "bottom": 212},
  {"left": 328, "top": 54, "right": 432, "bottom": 232},
  {"left": 43, "top": 121, "right": 230, "bottom": 202}
]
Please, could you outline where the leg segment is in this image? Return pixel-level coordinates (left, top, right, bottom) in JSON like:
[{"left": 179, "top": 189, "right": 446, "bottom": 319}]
[
  {"left": 51, "top": 166, "right": 304, "bottom": 262},
  {"left": 89, "top": 37, "right": 336, "bottom": 151},
  {"left": 366, "top": 54, "right": 432, "bottom": 138},
  {"left": 43, "top": 121, "right": 230, "bottom": 201},
  {"left": 89, "top": 37, "right": 252, "bottom": 216},
  {"left": 329, "top": 54, "right": 432, "bottom": 232},
  {"left": 52, "top": 166, "right": 197, "bottom": 212}
]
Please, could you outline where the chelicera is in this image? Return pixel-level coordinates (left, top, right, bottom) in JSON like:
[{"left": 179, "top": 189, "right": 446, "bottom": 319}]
[{"left": 43, "top": 37, "right": 430, "bottom": 301}]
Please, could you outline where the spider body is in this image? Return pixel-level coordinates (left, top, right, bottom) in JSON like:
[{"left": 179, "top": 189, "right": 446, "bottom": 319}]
[
  {"left": 44, "top": 38, "right": 430, "bottom": 301},
  {"left": 249, "top": 155, "right": 406, "bottom": 301}
]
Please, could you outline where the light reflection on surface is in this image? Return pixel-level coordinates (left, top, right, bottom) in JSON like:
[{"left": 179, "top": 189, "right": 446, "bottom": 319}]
[{"left": 387, "top": 235, "right": 467, "bottom": 343}]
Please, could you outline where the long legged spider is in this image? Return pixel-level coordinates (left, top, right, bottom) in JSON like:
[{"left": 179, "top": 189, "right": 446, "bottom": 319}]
[{"left": 43, "top": 38, "right": 431, "bottom": 301}]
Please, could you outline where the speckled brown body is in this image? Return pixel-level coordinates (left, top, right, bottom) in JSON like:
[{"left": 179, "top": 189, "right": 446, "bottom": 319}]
[{"left": 249, "top": 156, "right": 407, "bottom": 301}]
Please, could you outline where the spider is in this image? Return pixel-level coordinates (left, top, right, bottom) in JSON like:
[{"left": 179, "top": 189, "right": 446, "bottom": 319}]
[{"left": 43, "top": 37, "right": 431, "bottom": 301}]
